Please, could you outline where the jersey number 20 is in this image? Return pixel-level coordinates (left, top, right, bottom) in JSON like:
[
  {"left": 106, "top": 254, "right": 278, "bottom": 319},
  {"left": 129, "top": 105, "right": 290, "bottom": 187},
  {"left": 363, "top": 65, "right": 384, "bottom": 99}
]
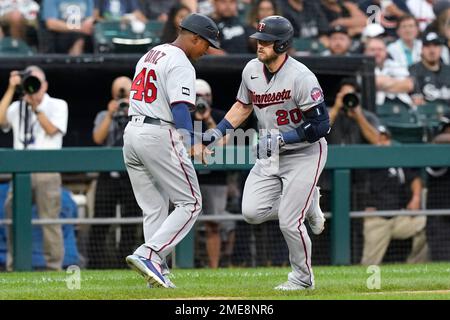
[
  {"left": 276, "top": 109, "right": 302, "bottom": 126},
  {"left": 131, "top": 68, "right": 157, "bottom": 103}
]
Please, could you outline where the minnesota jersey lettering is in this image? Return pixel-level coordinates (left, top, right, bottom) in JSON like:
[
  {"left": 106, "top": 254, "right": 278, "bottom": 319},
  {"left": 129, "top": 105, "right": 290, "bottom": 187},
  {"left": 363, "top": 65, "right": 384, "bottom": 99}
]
[
  {"left": 237, "top": 56, "right": 324, "bottom": 151},
  {"left": 251, "top": 89, "right": 292, "bottom": 108}
]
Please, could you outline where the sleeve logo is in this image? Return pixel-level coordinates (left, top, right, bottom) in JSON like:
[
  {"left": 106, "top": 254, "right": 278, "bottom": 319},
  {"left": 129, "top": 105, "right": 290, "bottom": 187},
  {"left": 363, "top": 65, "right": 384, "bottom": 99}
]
[
  {"left": 182, "top": 87, "right": 190, "bottom": 96},
  {"left": 310, "top": 87, "right": 323, "bottom": 102}
]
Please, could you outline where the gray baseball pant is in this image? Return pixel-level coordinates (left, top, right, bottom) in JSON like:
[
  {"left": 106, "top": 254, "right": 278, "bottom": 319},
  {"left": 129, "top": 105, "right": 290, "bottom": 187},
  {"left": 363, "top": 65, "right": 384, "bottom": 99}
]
[
  {"left": 123, "top": 121, "right": 202, "bottom": 265},
  {"left": 242, "top": 138, "right": 327, "bottom": 287}
]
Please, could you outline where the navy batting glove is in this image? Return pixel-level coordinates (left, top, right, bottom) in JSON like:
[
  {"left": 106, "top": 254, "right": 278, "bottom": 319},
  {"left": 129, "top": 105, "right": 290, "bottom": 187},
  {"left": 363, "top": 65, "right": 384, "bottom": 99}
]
[{"left": 256, "top": 133, "right": 285, "bottom": 159}]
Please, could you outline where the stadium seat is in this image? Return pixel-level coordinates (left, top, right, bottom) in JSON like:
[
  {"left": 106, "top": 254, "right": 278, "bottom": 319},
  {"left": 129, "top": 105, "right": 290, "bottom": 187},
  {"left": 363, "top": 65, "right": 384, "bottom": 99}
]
[
  {"left": 292, "top": 38, "right": 325, "bottom": 54},
  {"left": 145, "top": 20, "right": 164, "bottom": 35},
  {"left": 0, "top": 37, "right": 33, "bottom": 56},
  {"left": 376, "top": 101, "right": 416, "bottom": 125},
  {"left": 94, "top": 21, "right": 160, "bottom": 54},
  {"left": 414, "top": 102, "right": 450, "bottom": 141},
  {"left": 386, "top": 122, "right": 426, "bottom": 143},
  {"left": 415, "top": 102, "right": 450, "bottom": 123}
]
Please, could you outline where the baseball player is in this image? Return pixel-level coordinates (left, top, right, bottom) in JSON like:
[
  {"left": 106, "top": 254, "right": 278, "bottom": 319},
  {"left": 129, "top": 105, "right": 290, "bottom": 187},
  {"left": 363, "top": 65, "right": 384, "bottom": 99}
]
[
  {"left": 123, "top": 13, "right": 220, "bottom": 288},
  {"left": 205, "top": 16, "right": 330, "bottom": 290}
]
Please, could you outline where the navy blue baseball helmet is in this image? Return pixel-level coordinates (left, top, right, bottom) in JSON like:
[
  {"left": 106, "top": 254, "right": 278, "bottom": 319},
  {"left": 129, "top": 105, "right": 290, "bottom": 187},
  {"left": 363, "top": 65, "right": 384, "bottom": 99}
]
[
  {"left": 250, "top": 15, "right": 294, "bottom": 54},
  {"left": 180, "top": 13, "right": 220, "bottom": 49}
]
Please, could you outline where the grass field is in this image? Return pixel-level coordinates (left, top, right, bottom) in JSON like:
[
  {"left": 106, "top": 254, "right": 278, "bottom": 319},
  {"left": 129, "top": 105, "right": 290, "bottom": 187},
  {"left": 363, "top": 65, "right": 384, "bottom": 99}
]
[{"left": 1, "top": 263, "right": 450, "bottom": 300}]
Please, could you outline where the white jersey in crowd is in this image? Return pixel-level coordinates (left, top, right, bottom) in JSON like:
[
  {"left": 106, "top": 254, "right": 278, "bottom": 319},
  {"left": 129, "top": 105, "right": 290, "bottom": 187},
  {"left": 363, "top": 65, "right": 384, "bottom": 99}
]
[
  {"left": 237, "top": 55, "right": 324, "bottom": 151},
  {"left": 387, "top": 39, "right": 422, "bottom": 69},
  {"left": 375, "top": 58, "right": 413, "bottom": 106},
  {"left": 128, "top": 44, "right": 196, "bottom": 122},
  {"left": 1, "top": 93, "right": 68, "bottom": 150}
]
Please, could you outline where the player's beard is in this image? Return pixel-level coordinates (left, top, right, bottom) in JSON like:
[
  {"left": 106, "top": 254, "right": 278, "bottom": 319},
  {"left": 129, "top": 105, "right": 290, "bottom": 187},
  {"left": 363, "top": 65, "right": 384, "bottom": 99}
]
[{"left": 257, "top": 50, "right": 278, "bottom": 64}]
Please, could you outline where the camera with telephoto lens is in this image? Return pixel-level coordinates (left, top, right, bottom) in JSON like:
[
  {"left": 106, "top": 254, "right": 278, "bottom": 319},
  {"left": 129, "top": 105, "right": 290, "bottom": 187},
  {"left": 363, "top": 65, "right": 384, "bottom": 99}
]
[
  {"left": 195, "top": 96, "right": 210, "bottom": 115},
  {"left": 342, "top": 92, "right": 360, "bottom": 112},
  {"left": 17, "top": 70, "right": 41, "bottom": 95},
  {"left": 113, "top": 88, "right": 130, "bottom": 129}
]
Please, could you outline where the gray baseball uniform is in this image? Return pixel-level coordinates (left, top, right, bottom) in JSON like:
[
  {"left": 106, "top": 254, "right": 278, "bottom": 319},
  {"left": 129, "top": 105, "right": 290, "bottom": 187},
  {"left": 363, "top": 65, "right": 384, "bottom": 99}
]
[
  {"left": 123, "top": 44, "right": 202, "bottom": 267},
  {"left": 238, "top": 56, "right": 328, "bottom": 287}
]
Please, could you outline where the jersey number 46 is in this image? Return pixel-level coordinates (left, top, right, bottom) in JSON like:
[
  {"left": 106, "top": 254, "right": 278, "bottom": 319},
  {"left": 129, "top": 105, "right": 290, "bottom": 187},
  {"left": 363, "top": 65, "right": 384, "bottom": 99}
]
[{"left": 131, "top": 68, "right": 157, "bottom": 103}]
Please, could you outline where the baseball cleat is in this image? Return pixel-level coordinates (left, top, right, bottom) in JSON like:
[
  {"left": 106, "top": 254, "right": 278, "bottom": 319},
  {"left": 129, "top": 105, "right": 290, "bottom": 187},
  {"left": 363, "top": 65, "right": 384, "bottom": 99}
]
[
  {"left": 305, "top": 186, "right": 325, "bottom": 235},
  {"left": 148, "top": 275, "right": 177, "bottom": 289},
  {"left": 274, "top": 281, "right": 314, "bottom": 291},
  {"left": 126, "top": 254, "right": 168, "bottom": 288}
]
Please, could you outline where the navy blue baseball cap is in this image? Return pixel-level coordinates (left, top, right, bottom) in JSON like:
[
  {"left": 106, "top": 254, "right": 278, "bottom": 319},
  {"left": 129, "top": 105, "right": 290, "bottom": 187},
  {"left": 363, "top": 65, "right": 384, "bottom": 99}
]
[{"left": 422, "top": 32, "right": 445, "bottom": 46}]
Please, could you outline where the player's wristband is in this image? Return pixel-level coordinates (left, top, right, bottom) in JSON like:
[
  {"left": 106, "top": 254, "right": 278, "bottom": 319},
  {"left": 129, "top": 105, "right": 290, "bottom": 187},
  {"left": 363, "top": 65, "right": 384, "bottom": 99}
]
[
  {"left": 216, "top": 118, "right": 234, "bottom": 136},
  {"left": 203, "top": 118, "right": 234, "bottom": 145},
  {"left": 281, "top": 128, "right": 305, "bottom": 144}
]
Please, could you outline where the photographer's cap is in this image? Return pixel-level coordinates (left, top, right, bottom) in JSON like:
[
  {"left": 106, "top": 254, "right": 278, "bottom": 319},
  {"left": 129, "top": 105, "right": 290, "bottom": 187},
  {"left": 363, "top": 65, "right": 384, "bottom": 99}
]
[{"left": 196, "top": 79, "right": 211, "bottom": 96}]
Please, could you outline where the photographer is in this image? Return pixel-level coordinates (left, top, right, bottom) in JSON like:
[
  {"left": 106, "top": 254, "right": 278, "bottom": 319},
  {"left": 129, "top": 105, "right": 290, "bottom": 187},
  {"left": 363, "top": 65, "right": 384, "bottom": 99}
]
[
  {"left": 194, "top": 79, "right": 235, "bottom": 269},
  {"left": 320, "top": 78, "right": 381, "bottom": 216},
  {"left": 328, "top": 77, "right": 380, "bottom": 145},
  {"left": 88, "top": 76, "right": 141, "bottom": 269},
  {"left": 0, "top": 66, "right": 68, "bottom": 271}
]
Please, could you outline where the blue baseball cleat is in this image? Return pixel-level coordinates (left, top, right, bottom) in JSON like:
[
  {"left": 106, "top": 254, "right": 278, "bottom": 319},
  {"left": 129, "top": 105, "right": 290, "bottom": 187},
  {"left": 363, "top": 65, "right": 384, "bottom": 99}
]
[
  {"left": 126, "top": 254, "right": 168, "bottom": 288},
  {"left": 148, "top": 276, "right": 177, "bottom": 289}
]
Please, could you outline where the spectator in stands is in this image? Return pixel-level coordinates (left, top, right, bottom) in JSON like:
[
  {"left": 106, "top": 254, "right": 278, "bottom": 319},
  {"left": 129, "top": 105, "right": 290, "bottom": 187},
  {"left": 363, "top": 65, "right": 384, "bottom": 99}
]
[
  {"left": 42, "top": 0, "right": 95, "bottom": 55},
  {"left": 94, "top": 0, "right": 147, "bottom": 23},
  {"left": 321, "top": 25, "right": 353, "bottom": 56},
  {"left": 278, "top": 0, "right": 329, "bottom": 41},
  {"left": 247, "top": 0, "right": 280, "bottom": 30},
  {"left": 387, "top": 15, "right": 422, "bottom": 68},
  {"left": 160, "top": 4, "right": 192, "bottom": 44},
  {"left": 193, "top": 79, "right": 235, "bottom": 269},
  {"left": 197, "top": 0, "right": 215, "bottom": 16},
  {"left": 320, "top": 0, "right": 367, "bottom": 37},
  {"left": 425, "top": 0, "right": 450, "bottom": 64},
  {"left": 359, "top": 0, "right": 411, "bottom": 37},
  {"left": 409, "top": 32, "right": 450, "bottom": 106},
  {"left": 406, "top": 0, "right": 435, "bottom": 31},
  {"left": 0, "top": 0, "right": 39, "bottom": 41},
  {"left": 364, "top": 37, "right": 414, "bottom": 106},
  {"left": 88, "top": 76, "right": 141, "bottom": 269},
  {"left": 140, "top": 0, "right": 196, "bottom": 22},
  {"left": 426, "top": 113, "right": 450, "bottom": 261},
  {"left": 0, "top": 66, "right": 68, "bottom": 271},
  {"left": 361, "top": 125, "right": 428, "bottom": 265},
  {"left": 209, "top": 0, "right": 252, "bottom": 54},
  {"left": 246, "top": 0, "right": 281, "bottom": 52}
]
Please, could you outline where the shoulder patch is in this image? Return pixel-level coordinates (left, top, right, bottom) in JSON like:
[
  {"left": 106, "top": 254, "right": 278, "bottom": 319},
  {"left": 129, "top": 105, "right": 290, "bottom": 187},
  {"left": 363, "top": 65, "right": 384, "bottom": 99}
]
[{"left": 310, "top": 87, "right": 323, "bottom": 102}]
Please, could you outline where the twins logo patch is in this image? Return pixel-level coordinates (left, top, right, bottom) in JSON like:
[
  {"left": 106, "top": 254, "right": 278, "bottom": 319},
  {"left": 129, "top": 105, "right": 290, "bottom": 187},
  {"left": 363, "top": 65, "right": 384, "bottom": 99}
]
[
  {"left": 182, "top": 87, "right": 190, "bottom": 96},
  {"left": 310, "top": 87, "right": 323, "bottom": 102}
]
